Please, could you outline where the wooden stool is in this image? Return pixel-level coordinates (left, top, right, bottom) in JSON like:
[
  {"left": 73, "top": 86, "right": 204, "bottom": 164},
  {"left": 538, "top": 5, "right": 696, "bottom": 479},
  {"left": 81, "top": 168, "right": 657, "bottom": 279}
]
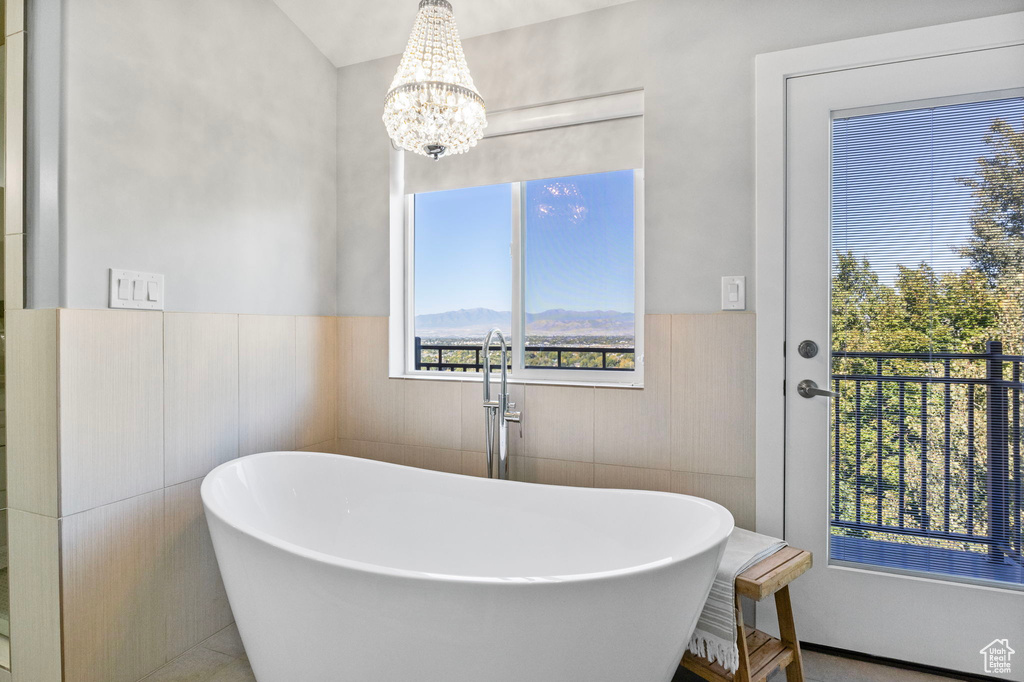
[{"left": 681, "top": 547, "right": 812, "bottom": 682}]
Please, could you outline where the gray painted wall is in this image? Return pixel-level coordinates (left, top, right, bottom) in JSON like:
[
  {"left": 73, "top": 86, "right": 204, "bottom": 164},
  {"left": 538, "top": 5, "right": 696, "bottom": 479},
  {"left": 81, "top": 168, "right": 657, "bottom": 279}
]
[
  {"left": 336, "top": 0, "right": 1024, "bottom": 316},
  {"left": 55, "top": 0, "right": 338, "bottom": 315}
]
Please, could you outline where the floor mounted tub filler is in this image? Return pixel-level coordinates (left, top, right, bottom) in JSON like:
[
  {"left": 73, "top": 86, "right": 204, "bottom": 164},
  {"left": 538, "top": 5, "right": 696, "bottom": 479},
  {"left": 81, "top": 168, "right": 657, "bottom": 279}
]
[{"left": 201, "top": 451, "right": 734, "bottom": 682}]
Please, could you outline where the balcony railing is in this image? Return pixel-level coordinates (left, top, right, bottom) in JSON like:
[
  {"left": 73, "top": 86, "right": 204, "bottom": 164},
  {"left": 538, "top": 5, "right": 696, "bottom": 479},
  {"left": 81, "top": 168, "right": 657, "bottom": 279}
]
[
  {"left": 830, "top": 341, "right": 1023, "bottom": 585},
  {"left": 414, "top": 337, "right": 635, "bottom": 372}
]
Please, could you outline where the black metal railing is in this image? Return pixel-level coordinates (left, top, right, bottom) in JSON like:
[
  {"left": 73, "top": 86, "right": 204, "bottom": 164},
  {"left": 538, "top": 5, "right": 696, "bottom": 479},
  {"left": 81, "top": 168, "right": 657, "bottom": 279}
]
[
  {"left": 830, "top": 341, "right": 1023, "bottom": 567},
  {"left": 414, "top": 337, "right": 635, "bottom": 372}
]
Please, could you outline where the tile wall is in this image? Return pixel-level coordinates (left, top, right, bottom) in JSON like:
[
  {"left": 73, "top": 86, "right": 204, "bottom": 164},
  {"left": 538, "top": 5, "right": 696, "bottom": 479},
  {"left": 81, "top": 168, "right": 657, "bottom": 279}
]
[
  {"left": 7, "top": 308, "right": 754, "bottom": 682},
  {"left": 334, "top": 314, "right": 756, "bottom": 529},
  {"left": 8, "top": 310, "right": 336, "bottom": 682}
]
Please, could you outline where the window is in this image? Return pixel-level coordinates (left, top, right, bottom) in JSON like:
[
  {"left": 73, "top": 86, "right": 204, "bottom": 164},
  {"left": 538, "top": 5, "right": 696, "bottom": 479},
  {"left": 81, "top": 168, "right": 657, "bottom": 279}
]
[
  {"left": 407, "top": 169, "right": 643, "bottom": 384},
  {"left": 829, "top": 96, "right": 1024, "bottom": 586}
]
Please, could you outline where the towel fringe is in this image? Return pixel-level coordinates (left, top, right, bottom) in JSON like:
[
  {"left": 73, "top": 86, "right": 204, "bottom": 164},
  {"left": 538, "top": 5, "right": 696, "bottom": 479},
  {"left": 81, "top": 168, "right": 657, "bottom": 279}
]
[{"left": 687, "top": 629, "right": 740, "bottom": 674}]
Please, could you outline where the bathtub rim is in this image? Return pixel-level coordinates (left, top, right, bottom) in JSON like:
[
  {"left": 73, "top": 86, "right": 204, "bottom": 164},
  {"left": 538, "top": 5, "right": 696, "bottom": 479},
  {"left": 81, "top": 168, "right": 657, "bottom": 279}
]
[{"left": 201, "top": 451, "right": 735, "bottom": 585}]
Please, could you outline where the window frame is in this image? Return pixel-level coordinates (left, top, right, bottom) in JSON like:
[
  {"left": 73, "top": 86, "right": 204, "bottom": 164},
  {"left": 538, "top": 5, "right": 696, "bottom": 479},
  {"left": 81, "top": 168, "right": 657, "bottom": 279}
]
[{"left": 397, "top": 168, "right": 645, "bottom": 387}]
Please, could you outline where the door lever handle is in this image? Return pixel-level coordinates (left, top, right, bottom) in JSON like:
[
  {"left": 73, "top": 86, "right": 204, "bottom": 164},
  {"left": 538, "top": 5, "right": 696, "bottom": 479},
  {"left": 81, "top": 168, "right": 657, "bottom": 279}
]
[{"left": 797, "top": 379, "right": 839, "bottom": 399}]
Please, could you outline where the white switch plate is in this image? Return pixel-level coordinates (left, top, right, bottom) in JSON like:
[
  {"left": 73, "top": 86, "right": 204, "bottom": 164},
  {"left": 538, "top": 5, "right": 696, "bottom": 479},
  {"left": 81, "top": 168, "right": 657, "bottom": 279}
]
[
  {"left": 109, "top": 269, "right": 164, "bottom": 310},
  {"left": 721, "top": 275, "right": 746, "bottom": 311}
]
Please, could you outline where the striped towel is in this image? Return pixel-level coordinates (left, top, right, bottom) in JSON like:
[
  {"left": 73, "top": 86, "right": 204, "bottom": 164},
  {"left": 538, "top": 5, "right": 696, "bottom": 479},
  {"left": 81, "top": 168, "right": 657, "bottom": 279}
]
[{"left": 687, "top": 528, "right": 787, "bottom": 673}]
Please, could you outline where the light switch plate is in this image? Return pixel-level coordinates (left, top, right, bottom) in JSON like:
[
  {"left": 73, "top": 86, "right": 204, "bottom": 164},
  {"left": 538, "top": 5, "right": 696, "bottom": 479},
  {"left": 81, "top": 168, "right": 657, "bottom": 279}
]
[
  {"left": 721, "top": 275, "right": 746, "bottom": 311},
  {"left": 109, "top": 269, "right": 164, "bottom": 310}
]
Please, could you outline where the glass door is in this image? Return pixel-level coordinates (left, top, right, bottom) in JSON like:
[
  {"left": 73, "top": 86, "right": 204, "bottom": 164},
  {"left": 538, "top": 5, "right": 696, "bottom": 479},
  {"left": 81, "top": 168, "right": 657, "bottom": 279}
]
[
  {"left": 829, "top": 97, "right": 1024, "bottom": 589},
  {"left": 784, "top": 44, "right": 1024, "bottom": 677}
]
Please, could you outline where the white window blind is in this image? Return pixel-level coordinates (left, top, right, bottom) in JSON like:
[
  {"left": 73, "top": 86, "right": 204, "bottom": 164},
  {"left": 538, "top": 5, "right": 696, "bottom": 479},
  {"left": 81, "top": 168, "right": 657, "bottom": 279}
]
[
  {"left": 404, "top": 106, "right": 642, "bottom": 195},
  {"left": 828, "top": 96, "right": 1024, "bottom": 587}
]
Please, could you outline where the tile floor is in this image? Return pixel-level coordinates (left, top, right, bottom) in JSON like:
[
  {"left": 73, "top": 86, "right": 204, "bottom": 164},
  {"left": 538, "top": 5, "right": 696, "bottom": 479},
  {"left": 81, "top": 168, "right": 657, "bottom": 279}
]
[
  {"left": 140, "top": 624, "right": 252, "bottom": 682},
  {"left": 147, "top": 625, "right": 970, "bottom": 682},
  {"left": 674, "top": 649, "right": 971, "bottom": 682}
]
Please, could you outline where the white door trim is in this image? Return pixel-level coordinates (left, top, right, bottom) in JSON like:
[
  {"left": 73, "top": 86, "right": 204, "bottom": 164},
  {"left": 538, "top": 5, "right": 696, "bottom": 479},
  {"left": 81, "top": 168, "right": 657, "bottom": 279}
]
[{"left": 754, "top": 11, "right": 1024, "bottom": 540}]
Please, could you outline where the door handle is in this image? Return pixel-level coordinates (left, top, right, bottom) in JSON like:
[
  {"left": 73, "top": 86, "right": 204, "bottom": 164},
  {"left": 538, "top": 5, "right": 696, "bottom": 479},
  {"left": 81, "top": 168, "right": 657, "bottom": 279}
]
[{"left": 797, "top": 379, "right": 839, "bottom": 399}]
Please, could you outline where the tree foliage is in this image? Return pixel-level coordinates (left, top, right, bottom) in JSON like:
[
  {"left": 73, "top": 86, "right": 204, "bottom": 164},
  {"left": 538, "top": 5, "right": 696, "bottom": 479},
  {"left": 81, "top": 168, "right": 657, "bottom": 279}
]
[
  {"left": 832, "top": 254, "right": 999, "bottom": 354},
  {"left": 957, "top": 118, "right": 1024, "bottom": 285},
  {"left": 830, "top": 116, "right": 1024, "bottom": 555},
  {"left": 835, "top": 117, "right": 1023, "bottom": 356}
]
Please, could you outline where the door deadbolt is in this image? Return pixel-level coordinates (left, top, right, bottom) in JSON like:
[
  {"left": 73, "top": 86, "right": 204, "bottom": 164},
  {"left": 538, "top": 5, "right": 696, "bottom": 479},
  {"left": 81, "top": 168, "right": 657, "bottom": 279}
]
[{"left": 798, "top": 340, "right": 819, "bottom": 358}]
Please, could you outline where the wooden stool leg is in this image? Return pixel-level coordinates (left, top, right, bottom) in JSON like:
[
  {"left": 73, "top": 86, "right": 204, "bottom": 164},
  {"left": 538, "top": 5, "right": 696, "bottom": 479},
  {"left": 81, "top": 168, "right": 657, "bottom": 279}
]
[
  {"left": 774, "top": 585, "right": 805, "bottom": 682},
  {"left": 734, "top": 595, "right": 752, "bottom": 682}
]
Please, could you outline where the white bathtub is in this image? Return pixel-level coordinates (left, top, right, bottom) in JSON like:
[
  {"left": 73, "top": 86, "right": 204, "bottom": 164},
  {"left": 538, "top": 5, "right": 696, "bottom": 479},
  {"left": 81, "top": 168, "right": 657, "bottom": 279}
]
[{"left": 201, "top": 451, "right": 733, "bottom": 682}]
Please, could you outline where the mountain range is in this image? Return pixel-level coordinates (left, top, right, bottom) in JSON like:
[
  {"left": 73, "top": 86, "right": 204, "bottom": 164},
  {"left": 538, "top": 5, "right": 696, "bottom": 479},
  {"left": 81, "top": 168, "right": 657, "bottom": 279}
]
[{"left": 415, "top": 308, "right": 634, "bottom": 337}]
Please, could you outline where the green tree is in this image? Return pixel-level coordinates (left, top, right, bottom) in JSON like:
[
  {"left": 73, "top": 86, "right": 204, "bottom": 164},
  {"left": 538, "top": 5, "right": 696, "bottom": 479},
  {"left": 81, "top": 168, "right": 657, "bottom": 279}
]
[
  {"left": 957, "top": 118, "right": 1024, "bottom": 285},
  {"left": 831, "top": 251, "right": 890, "bottom": 352},
  {"left": 830, "top": 115, "right": 1023, "bottom": 551},
  {"left": 939, "top": 268, "right": 999, "bottom": 352},
  {"left": 831, "top": 254, "right": 997, "bottom": 354}
]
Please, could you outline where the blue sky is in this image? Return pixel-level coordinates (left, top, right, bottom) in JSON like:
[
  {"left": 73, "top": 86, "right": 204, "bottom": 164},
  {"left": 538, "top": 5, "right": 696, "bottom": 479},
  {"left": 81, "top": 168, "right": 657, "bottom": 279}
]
[
  {"left": 414, "top": 170, "right": 635, "bottom": 316},
  {"left": 831, "top": 97, "right": 1024, "bottom": 284},
  {"left": 414, "top": 183, "right": 512, "bottom": 315}
]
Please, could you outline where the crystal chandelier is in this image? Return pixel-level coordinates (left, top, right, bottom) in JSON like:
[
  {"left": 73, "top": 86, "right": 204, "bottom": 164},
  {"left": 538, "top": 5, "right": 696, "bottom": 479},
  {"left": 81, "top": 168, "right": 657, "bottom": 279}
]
[{"left": 383, "top": 0, "right": 486, "bottom": 160}]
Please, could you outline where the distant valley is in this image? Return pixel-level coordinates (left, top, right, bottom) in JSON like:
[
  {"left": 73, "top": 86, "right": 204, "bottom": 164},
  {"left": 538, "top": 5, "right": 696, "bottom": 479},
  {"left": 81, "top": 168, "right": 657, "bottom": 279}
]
[{"left": 415, "top": 307, "right": 634, "bottom": 337}]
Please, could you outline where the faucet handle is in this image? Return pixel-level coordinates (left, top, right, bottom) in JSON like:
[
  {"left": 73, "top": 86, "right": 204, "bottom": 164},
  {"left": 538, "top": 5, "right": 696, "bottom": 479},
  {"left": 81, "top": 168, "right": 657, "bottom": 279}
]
[{"left": 504, "top": 410, "right": 521, "bottom": 423}]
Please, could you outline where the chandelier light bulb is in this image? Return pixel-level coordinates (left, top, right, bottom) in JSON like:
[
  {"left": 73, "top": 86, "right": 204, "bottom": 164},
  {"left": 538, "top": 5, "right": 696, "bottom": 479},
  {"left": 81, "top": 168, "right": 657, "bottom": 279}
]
[{"left": 383, "top": 0, "right": 486, "bottom": 160}]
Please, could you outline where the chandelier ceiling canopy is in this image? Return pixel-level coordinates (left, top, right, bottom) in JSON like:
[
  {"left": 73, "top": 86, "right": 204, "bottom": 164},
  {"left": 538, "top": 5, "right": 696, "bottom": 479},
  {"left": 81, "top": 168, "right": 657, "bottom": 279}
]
[{"left": 382, "top": 0, "right": 486, "bottom": 160}]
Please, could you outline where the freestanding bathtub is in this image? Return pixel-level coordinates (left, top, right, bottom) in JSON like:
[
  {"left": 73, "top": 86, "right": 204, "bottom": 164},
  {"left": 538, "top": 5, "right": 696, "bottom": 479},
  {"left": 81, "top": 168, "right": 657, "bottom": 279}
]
[{"left": 201, "top": 451, "right": 733, "bottom": 682}]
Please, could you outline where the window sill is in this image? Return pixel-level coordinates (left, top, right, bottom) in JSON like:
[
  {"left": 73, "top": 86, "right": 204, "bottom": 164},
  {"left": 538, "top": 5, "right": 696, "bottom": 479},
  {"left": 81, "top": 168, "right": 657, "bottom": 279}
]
[{"left": 392, "top": 371, "right": 644, "bottom": 390}]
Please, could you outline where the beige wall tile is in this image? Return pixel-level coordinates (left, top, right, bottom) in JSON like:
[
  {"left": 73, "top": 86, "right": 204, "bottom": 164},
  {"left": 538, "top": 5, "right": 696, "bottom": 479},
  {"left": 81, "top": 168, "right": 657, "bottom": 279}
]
[
  {"left": 59, "top": 309, "right": 164, "bottom": 515},
  {"left": 164, "top": 479, "right": 233, "bottom": 660},
  {"left": 5, "top": 0, "right": 24, "bottom": 37},
  {"left": 461, "top": 450, "right": 488, "bottom": 478},
  {"left": 671, "top": 314, "right": 755, "bottom": 477},
  {"left": 338, "top": 317, "right": 404, "bottom": 443},
  {"left": 403, "top": 379, "right": 461, "bottom": 450},
  {"left": 460, "top": 381, "right": 525, "bottom": 454},
  {"left": 515, "top": 457, "right": 594, "bottom": 487},
  {"left": 9, "top": 510, "right": 61, "bottom": 682},
  {"left": 239, "top": 315, "right": 296, "bottom": 456},
  {"left": 565, "top": 460, "right": 595, "bottom": 487},
  {"left": 296, "top": 316, "right": 338, "bottom": 449},
  {"left": 508, "top": 455, "right": 522, "bottom": 481},
  {"left": 524, "top": 384, "right": 594, "bottom": 461},
  {"left": 7, "top": 310, "right": 59, "bottom": 517},
  {"left": 164, "top": 313, "right": 239, "bottom": 486},
  {"left": 298, "top": 440, "right": 338, "bottom": 453},
  {"left": 594, "top": 315, "right": 671, "bottom": 470},
  {"left": 404, "top": 445, "right": 462, "bottom": 474},
  {"left": 594, "top": 463, "right": 672, "bottom": 492},
  {"left": 671, "top": 472, "right": 755, "bottom": 531},
  {"left": 4, "top": 233, "right": 23, "bottom": 309},
  {"left": 62, "top": 490, "right": 167, "bottom": 682},
  {"left": 335, "top": 438, "right": 404, "bottom": 465},
  {"left": 460, "top": 379, "right": 486, "bottom": 452}
]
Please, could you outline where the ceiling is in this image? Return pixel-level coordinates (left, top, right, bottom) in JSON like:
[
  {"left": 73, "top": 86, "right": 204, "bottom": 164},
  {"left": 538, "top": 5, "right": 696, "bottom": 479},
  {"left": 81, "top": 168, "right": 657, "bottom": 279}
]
[{"left": 269, "top": 0, "right": 636, "bottom": 68}]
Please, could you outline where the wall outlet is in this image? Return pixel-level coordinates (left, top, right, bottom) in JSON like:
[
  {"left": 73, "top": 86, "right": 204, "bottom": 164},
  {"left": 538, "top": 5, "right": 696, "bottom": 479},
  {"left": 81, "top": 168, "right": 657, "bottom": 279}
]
[
  {"left": 109, "top": 269, "right": 164, "bottom": 310},
  {"left": 721, "top": 275, "right": 746, "bottom": 311}
]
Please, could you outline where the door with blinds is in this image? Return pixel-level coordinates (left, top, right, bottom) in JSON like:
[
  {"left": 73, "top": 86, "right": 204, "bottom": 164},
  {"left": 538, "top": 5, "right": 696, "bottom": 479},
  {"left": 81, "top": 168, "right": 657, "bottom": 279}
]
[{"left": 785, "top": 44, "right": 1024, "bottom": 677}]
